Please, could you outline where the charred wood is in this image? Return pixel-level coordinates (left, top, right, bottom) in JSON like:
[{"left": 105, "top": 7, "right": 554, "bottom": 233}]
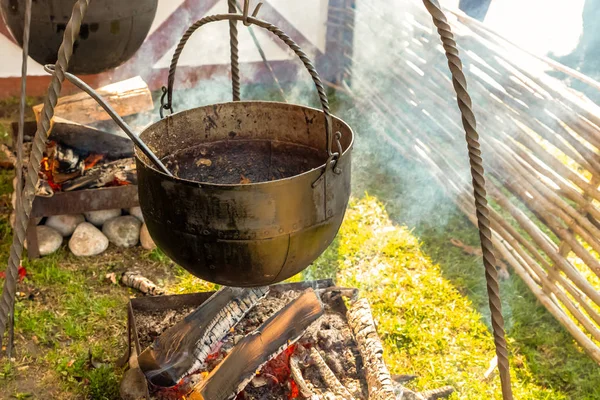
[
  {"left": 187, "top": 288, "right": 324, "bottom": 400},
  {"left": 35, "top": 179, "right": 54, "bottom": 197},
  {"left": 138, "top": 286, "right": 269, "bottom": 387},
  {"left": 393, "top": 385, "right": 425, "bottom": 400},
  {"left": 347, "top": 298, "right": 396, "bottom": 400},
  {"left": 391, "top": 375, "right": 418, "bottom": 385},
  {"left": 48, "top": 117, "right": 134, "bottom": 159},
  {"left": 419, "top": 386, "right": 455, "bottom": 400},
  {"left": 290, "top": 355, "right": 314, "bottom": 398},
  {"left": 121, "top": 270, "right": 165, "bottom": 296},
  {"left": 309, "top": 346, "right": 355, "bottom": 399},
  {"left": 60, "top": 158, "right": 136, "bottom": 191}
]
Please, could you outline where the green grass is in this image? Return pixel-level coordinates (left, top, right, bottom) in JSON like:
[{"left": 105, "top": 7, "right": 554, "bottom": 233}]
[{"left": 304, "top": 196, "right": 600, "bottom": 399}]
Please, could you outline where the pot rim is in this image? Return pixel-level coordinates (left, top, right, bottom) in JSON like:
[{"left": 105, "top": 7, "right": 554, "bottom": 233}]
[{"left": 135, "top": 100, "right": 354, "bottom": 188}]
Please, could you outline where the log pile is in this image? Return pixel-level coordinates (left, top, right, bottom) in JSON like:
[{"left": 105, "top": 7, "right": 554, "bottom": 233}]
[
  {"left": 9, "top": 77, "right": 155, "bottom": 259},
  {"left": 337, "top": 0, "right": 600, "bottom": 362}
]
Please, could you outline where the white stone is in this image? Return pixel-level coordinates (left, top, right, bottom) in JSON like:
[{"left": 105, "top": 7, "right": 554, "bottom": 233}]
[
  {"left": 28, "top": 225, "right": 63, "bottom": 256},
  {"left": 128, "top": 206, "right": 144, "bottom": 222},
  {"left": 139, "top": 223, "right": 156, "bottom": 250},
  {"left": 84, "top": 209, "right": 122, "bottom": 226},
  {"left": 45, "top": 214, "right": 85, "bottom": 237},
  {"left": 69, "top": 222, "right": 109, "bottom": 256},
  {"left": 102, "top": 216, "right": 142, "bottom": 248}
]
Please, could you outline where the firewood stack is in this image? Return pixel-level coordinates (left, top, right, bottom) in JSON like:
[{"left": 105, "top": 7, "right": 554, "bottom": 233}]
[
  {"left": 125, "top": 285, "right": 455, "bottom": 400},
  {"left": 26, "top": 76, "right": 153, "bottom": 196}
]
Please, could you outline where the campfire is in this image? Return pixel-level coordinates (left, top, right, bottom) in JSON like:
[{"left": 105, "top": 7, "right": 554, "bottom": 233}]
[
  {"left": 124, "top": 282, "right": 454, "bottom": 400},
  {"left": 22, "top": 76, "right": 153, "bottom": 196},
  {"left": 36, "top": 141, "right": 136, "bottom": 194}
]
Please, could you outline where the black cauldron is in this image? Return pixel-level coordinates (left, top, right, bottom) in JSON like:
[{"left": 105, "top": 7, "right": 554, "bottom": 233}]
[
  {"left": 0, "top": 0, "right": 158, "bottom": 74},
  {"left": 49, "top": 12, "right": 354, "bottom": 288}
]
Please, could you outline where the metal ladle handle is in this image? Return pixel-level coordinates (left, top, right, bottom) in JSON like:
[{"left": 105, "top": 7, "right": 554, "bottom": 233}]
[
  {"left": 43, "top": 65, "right": 173, "bottom": 176},
  {"left": 164, "top": 13, "right": 338, "bottom": 162}
]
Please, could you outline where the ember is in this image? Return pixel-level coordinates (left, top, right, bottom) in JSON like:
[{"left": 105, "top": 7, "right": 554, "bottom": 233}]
[
  {"left": 261, "top": 344, "right": 297, "bottom": 384},
  {"left": 84, "top": 153, "right": 104, "bottom": 170},
  {"left": 39, "top": 156, "right": 61, "bottom": 191}
]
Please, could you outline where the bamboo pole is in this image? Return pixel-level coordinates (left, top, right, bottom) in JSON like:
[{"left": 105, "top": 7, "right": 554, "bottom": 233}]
[{"left": 493, "top": 238, "right": 600, "bottom": 363}]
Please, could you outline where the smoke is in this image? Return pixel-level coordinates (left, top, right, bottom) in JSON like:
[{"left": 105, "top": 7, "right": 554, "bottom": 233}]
[{"left": 113, "top": 0, "right": 598, "bottom": 265}]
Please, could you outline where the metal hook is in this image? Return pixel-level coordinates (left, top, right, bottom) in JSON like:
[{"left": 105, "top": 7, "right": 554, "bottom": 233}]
[
  {"left": 333, "top": 131, "right": 343, "bottom": 174},
  {"left": 242, "top": 0, "right": 263, "bottom": 26},
  {"left": 159, "top": 86, "right": 172, "bottom": 119}
]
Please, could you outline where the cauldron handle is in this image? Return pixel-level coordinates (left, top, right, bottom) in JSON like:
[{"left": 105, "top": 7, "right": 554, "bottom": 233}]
[
  {"left": 43, "top": 64, "right": 173, "bottom": 176},
  {"left": 163, "top": 13, "right": 341, "bottom": 171}
]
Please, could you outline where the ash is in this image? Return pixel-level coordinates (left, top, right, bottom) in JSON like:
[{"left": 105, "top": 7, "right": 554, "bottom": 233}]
[
  {"left": 138, "top": 290, "right": 368, "bottom": 400},
  {"left": 135, "top": 306, "right": 197, "bottom": 350}
]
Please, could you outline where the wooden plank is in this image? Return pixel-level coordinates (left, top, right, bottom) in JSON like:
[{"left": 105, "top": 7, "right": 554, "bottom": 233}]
[{"left": 32, "top": 76, "right": 153, "bottom": 126}]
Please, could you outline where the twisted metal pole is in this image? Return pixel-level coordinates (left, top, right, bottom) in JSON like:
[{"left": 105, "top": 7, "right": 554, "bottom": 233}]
[
  {"left": 0, "top": 0, "right": 91, "bottom": 355},
  {"left": 421, "top": 0, "right": 513, "bottom": 398},
  {"left": 228, "top": 0, "right": 241, "bottom": 101},
  {"left": 6, "top": 0, "right": 33, "bottom": 359}
]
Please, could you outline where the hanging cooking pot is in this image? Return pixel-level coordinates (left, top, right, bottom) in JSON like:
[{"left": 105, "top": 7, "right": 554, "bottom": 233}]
[
  {"left": 1, "top": 0, "right": 157, "bottom": 74},
  {"left": 48, "top": 10, "right": 353, "bottom": 287}
]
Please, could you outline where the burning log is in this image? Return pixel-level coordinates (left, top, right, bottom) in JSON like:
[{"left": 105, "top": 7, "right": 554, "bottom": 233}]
[
  {"left": 347, "top": 298, "right": 396, "bottom": 400},
  {"left": 309, "top": 346, "right": 355, "bottom": 399},
  {"left": 121, "top": 270, "right": 165, "bottom": 296},
  {"left": 60, "top": 157, "right": 136, "bottom": 192},
  {"left": 138, "top": 286, "right": 269, "bottom": 387},
  {"left": 187, "top": 288, "right": 324, "bottom": 400},
  {"left": 33, "top": 76, "right": 153, "bottom": 126}
]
